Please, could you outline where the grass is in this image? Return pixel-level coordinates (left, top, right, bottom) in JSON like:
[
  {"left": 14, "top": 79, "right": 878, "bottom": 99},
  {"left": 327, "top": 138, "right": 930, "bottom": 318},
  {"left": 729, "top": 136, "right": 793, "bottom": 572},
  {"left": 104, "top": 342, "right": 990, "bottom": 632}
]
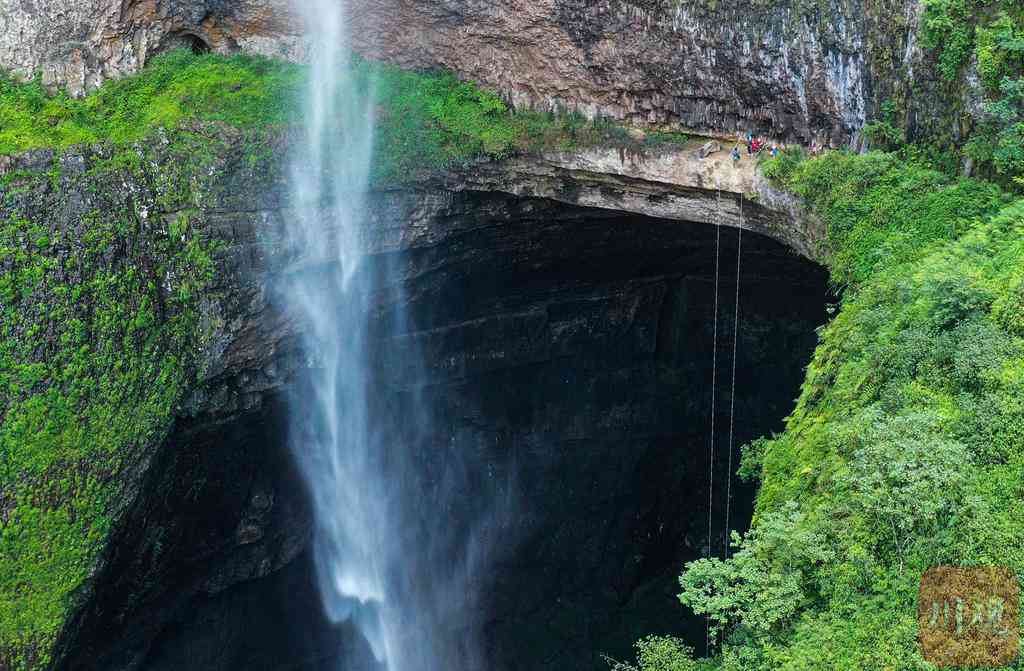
[
  {"left": 0, "top": 51, "right": 301, "bottom": 154},
  {"left": 0, "top": 50, "right": 692, "bottom": 182}
]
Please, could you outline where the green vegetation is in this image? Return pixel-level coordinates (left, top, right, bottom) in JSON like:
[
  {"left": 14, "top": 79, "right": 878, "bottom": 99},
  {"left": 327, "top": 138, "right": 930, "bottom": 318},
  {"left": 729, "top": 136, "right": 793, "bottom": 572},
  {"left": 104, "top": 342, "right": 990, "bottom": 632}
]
[
  {"left": 862, "top": 100, "right": 905, "bottom": 152},
  {"left": 615, "top": 150, "right": 1023, "bottom": 670},
  {"left": 368, "top": 64, "right": 688, "bottom": 180},
  {"left": 0, "top": 51, "right": 288, "bottom": 668},
  {"left": 916, "top": 0, "right": 1024, "bottom": 186},
  {"left": 0, "top": 50, "right": 301, "bottom": 153},
  {"left": 762, "top": 150, "right": 1006, "bottom": 289},
  {"left": 0, "top": 49, "right": 690, "bottom": 185},
  {"left": 607, "top": 636, "right": 701, "bottom": 671},
  {"left": 921, "top": 0, "right": 985, "bottom": 82}
]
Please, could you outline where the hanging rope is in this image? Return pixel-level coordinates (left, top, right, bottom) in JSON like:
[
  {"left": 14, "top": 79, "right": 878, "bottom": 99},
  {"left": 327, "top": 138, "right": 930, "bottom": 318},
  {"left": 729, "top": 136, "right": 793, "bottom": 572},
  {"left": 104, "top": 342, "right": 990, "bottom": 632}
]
[
  {"left": 724, "top": 195, "right": 743, "bottom": 559},
  {"left": 706, "top": 185, "right": 723, "bottom": 655}
]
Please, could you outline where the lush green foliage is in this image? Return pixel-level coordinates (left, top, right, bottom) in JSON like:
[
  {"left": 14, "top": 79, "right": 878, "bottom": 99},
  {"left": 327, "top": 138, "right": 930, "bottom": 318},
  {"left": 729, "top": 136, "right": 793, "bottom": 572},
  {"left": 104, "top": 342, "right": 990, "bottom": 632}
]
[
  {"left": 607, "top": 636, "right": 701, "bottom": 671},
  {"left": 919, "top": 0, "right": 1024, "bottom": 186},
  {"left": 368, "top": 63, "right": 687, "bottom": 180},
  {"left": 0, "top": 50, "right": 302, "bottom": 154},
  {"left": 0, "top": 50, "right": 690, "bottom": 185},
  {"left": 669, "top": 150, "right": 1024, "bottom": 670},
  {"left": 862, "top": 101, "right": 905, "bottom": 152},
  {"left": 921, "top": 0, "right": 986, "bottom": 82},
  {"left": 763, "top": 150, "right": 1006, "bottom": 289}
]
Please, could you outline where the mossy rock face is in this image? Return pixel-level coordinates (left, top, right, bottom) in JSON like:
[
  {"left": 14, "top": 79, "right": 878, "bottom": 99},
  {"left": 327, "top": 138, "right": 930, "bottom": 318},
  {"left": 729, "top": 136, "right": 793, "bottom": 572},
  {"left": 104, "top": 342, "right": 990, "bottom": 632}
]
[{"left": 0, "top": 124, "right": 284, "bottom": 669}]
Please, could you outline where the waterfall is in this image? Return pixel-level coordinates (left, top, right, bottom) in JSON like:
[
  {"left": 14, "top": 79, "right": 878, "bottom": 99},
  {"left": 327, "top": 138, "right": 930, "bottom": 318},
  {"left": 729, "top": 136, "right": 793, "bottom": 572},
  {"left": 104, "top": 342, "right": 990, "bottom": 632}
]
[{"left": 280, "top": 2, "right": 504, "bottom": 669}]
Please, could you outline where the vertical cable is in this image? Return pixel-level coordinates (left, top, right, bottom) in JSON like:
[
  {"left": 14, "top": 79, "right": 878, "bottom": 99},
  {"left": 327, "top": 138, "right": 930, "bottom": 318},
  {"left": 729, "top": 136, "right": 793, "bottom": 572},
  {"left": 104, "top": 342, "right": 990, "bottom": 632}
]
[
  {"left": 706, "top": 186, "right": 722, "bottom": 655},
  {"left": 725, "top": 195, "right": 743, "bottom": 559}
]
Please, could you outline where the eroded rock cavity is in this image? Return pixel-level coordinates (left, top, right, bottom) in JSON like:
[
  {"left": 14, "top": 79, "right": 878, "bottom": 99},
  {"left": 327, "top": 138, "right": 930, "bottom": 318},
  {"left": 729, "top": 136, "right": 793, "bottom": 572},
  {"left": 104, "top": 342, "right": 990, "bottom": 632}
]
[{"left": 53, "top": 192, "right": 828, "bottom": 671}]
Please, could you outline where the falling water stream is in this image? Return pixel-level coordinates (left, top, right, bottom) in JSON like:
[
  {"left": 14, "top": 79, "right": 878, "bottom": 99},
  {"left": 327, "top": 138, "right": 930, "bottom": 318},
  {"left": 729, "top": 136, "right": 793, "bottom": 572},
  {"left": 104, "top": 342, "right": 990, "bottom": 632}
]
[{"left": 281, "top": 1, "right": 497, "bottom": 669}]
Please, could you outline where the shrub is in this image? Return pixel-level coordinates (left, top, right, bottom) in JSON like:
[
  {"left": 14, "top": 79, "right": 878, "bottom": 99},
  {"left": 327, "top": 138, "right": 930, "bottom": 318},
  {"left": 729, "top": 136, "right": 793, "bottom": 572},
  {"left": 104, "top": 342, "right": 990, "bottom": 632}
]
[
  {"left": 921, "top": 0, "right": 979, "bottom": 81},
  {"left": 834, "top": 409, "right": 975, "bottom": 572},
  {"left": 607, "top": 636, "right": 700, "bottom": 671},
  {"left": 863, "top": 101, "right": 904, "bottom": 151},
  {"left": 678, "top": 502, "right": 833, "bottom": 641}
]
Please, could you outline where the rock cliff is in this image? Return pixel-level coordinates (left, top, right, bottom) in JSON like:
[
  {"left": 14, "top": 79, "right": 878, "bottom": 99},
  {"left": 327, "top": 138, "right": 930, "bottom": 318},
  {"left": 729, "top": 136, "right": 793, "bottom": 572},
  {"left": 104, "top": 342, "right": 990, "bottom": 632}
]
[
  {"left": 0, "top": 1, "right": 852, "bottom": 666},
  {"left": 0, "top": 0, "right": 302, "bottom": 96},
  {"left": 1, "top": 0, "right": 951, "bottom": 145},
  {"left": 0, "top": 1, "right": 997, "bottom": 668}
]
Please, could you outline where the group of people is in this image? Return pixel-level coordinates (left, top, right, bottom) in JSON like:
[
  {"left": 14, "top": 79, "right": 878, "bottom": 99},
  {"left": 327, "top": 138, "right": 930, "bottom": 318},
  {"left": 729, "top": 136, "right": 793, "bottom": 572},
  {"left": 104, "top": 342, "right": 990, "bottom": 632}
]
[
  {"left": 730, "top": 130, "right": 781, "bottom": 163},
  {"left": 697, "top": 130, "right": 827, "bottom": 165}
]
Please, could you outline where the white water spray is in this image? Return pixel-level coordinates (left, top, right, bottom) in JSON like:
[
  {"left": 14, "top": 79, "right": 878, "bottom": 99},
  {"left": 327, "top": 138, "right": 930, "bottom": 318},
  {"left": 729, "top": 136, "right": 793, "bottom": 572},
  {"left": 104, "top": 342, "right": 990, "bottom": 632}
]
[{"left": 282, "top": 2, "right": 504, "bottom": 669}]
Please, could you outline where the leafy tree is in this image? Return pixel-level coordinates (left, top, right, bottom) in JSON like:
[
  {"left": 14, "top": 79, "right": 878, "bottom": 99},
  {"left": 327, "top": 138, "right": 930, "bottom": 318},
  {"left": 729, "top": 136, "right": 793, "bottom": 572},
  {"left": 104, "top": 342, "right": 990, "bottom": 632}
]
[
  {"left": 606, "top": 636, "right": 699, "bottom": 671},
  {"left": 834, "top": 409, "right": 976, "bottom": 573},
  {"left": 678, "top": 502, "right": 833, "bottom": 642}
]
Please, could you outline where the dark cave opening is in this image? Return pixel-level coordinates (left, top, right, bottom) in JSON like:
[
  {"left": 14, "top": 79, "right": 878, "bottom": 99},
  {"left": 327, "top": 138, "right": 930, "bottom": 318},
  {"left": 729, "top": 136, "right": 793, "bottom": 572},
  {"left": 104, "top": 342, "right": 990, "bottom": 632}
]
[
  {"left": 188, "top": 35, "right": 212, "bottom": 55},
  {"left": 155, "top": 31, "right": 212, "bottom": 57},
  {"left": 54, "top": 194, "right": 830, "bottom": 671},
  {"left": 374, "top": 196, "right": 830, "bottom": 667}
]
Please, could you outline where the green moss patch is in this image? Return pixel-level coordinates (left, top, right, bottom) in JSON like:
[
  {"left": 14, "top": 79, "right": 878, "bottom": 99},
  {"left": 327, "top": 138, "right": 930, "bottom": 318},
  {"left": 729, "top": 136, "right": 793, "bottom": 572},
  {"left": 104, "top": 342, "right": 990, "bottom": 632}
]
[
  {"left": 0, "top": 134, "right": 229, "bottom": 667},
  {"left": 0, "top": 51, "right": 301, "bottom": 154}
]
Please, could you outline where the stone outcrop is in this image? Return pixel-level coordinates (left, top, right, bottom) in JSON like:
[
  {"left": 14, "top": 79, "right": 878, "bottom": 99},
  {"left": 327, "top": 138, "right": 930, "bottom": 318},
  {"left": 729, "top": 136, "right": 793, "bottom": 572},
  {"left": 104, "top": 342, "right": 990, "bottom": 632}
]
[
  {"left": 0, "top": 0, "right": 302, "bottom": 97},
  {"left": 179, "top": 139, "right": 828, "bottom": 432},
  {"left": 1, "top": 0, "right": 951, "bottom": 145},
  {"left": 443, "top": 142, "right": 825, "bottom": 260},
  {"left": 349, "top": 0, "right": 874, "bottom": 144}
]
